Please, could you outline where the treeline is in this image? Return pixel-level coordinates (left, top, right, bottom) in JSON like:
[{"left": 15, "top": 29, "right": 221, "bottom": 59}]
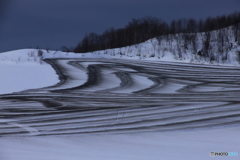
[{"left": 63, "top": 11, "right": 240, "bottom": 53}]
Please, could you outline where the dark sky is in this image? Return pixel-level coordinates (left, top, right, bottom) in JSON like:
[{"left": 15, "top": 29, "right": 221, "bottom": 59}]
[{"left": 0, "top": 0, "right": 239, "bottom": 52}]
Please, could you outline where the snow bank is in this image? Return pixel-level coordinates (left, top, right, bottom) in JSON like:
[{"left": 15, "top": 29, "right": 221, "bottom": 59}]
[{"left": 0, "top": 49, "right": 59, "bottom": 94}]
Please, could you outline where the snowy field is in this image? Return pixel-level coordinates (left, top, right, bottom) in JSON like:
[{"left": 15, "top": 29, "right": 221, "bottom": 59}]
[
  {"left": 0, "top": 49, "right": 59, "bottom": 95},
  {"left": 0, "top": 49, "right": 240, "bottom": 160},
  {"left": 1, "top": 127, "right": 239, "bottom": 160}
]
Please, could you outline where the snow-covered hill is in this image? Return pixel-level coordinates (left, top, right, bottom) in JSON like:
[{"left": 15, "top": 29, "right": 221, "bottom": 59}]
[
  {"left": 43, "top": 24, "right": 239, "bottom": 65},
  {"left": 79, "top": 25, "right": 240, "bottom": 65},
  {"left": 1, "top": 25, "right": 239, "bottom": 66},
  {"left": 0, "top": 49, "right": 59, "bottom": 94}
]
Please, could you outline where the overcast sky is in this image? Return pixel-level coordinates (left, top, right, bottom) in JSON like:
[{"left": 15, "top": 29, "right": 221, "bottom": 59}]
[{"left": 0, "top": 0, "right": 239, "bottom": 52}]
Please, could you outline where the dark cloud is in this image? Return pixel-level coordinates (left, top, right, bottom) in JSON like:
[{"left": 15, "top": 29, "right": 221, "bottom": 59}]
[{"left": 0, "top": 0, "right": 239, "bottom": 52}]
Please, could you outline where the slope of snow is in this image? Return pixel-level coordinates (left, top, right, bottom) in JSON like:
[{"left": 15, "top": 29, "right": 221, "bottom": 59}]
[{"left": 0, "top": 49, "right": 59, "bottom": 94}]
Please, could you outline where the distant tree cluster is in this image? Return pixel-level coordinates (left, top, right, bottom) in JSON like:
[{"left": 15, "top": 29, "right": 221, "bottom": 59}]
[{"left": 68, "top": 11, "right": 240, "bottom": 53}]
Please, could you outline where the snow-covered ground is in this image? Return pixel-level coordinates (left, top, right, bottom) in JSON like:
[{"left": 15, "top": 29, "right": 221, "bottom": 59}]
[
  {"left": 1, "top": 45, "right": 239, "bottom": 95},
  {"left": 1, "top": 46, "right": 240, "bottom": 160},
  {"left": 1, "top": 127, "right": 239, "bottom": 160},
  {"left": 0, "top": 49, "right": 59, "bottom": 95}
]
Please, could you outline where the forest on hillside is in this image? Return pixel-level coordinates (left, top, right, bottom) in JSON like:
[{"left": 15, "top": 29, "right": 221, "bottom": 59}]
[{"left": 61, "top": 11, "right": 240, "bottom": 53}]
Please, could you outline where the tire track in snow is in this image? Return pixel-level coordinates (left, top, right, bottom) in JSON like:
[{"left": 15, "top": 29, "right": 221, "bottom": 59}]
[{"left": 1, "top": 59, "right": 240, "bottom": 136}]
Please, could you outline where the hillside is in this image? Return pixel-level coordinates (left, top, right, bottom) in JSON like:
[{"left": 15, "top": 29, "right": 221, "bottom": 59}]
[
  {"left": 72, "top": 12, "right": 240, "bottom": 53},
  {"left": 1, "top": 24, "right": 240, "bottom": 67},
  {"left": 46, "top": 24, "right": 240, "bottom": 65},
  {"left": 92, "top": 24, "right": 240, "bottom": 65}
]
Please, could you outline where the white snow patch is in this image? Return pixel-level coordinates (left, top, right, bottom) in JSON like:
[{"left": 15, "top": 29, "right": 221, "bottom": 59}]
[
  {"left": 0, "top": 49, "right": 59, "bottom": 94},
  {"left": 0, "top": 127, "right": 239, "bottom": 160}
]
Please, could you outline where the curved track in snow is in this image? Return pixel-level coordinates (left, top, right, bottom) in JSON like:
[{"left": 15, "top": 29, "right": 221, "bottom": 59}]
[{"left": 1, "top": 58, "right": 240, "bottom": 136}]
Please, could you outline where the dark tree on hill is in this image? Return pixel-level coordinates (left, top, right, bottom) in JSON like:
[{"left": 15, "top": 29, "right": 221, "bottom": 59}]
[{"left": 71, "top": 11, "right": 240, "bottom": 53}]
